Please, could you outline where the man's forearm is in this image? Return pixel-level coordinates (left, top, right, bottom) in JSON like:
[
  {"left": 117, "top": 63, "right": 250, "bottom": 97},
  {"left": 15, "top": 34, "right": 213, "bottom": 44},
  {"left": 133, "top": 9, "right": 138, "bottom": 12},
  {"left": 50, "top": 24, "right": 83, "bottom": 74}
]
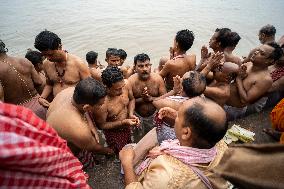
[
  {"left": 236, "top": 78, "right": 248, "bottom": 102},
  {"left": 122, "top": 162, "right": 138, "bottom": 186},
  {"left": 100, "top": 120, "right": 125, "bottom": 130},
  {"left": 128, "top": 99, "right": 136, "bottom": 117},
  {"left": 40, "top": 84, "right": 53, "bottom": 98}
]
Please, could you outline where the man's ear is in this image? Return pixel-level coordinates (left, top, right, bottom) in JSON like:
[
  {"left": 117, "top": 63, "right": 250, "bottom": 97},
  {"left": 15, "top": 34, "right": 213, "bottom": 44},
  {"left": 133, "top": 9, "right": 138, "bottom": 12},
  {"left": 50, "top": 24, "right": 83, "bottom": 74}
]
[
  {"left": 83, "top": 104, "right": 92, "bottom": 112},
  {"left": 181, "top": 127, "right": 192, "bottom": 141}
]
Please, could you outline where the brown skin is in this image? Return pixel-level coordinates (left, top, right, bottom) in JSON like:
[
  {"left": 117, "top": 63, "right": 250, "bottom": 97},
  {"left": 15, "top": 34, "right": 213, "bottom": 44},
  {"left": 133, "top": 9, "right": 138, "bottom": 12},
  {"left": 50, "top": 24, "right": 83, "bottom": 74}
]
[
  {"left": 119, "top": 97, "right": 226, "bottom": 186},
  {"left": 159, "top": 39, "right": 196, "bottom": 90},
  {"left": 39, "top": 48, "right": 90, "bottom": 106},
  {"left": 94, "top": 80, "right": 139, "bottom": 130},
  {"left": 0, "top": 82, "right": 4, "bottom": 101},
  {"left": 204, "top": 62, "right": 239, "bottom": 106},
  {"left": 89, "top": 65, "right": 102, "bottom": 81},
  {"left": 46, "top": 87, "right": 113, "bottom": 155},
  {"left": 0, "top": 53, "right": 42, "bottom": 104},
  {"left": 154, "top": 57, "right": 168, "bottom": 73},
  {"left": 128, "top": 60, "right": 166, "bottom": 117},
  {"left": 227, "top": 45, "right": 274, "bottom": 107}
]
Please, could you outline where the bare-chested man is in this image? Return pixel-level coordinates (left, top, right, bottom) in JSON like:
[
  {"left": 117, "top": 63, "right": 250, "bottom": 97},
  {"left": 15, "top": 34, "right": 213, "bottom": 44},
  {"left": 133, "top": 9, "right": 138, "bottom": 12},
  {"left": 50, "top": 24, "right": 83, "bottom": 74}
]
[
  {"left": 46, "top": 78, "right": 114, "bottom": 157},
  {"left": 128, "top": 53, "right": 167, "bottom": 141},
  {"left": 94, "top": 66, "right": 139, "bottom": 154},
  {"left": 0, "top": 40, "right": 46, "bottom": 120},
  {"left": 197, "top": 28, "right": 242, "bottom": 72},
  {"left": 86, "top": 51, "right": 102, "bottom": 81},
  {"left": 159, "top": 29, "right": 196, "bottom": 91},
  {"left": 203, "top": 62, "right": 239, "bottom": 106},
  {"left": 34, "top": 30, "right": 90, "bottom": 107},
  {"left": 226, "top": 43, "right": 283, "bottom": 120}
]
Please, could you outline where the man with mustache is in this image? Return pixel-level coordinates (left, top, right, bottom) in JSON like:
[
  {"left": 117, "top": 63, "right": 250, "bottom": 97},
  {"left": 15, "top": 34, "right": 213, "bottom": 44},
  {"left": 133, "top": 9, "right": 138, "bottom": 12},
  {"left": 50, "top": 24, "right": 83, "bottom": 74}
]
[{"left": 128, "top": 53, "right": 167, "bottom": 142}]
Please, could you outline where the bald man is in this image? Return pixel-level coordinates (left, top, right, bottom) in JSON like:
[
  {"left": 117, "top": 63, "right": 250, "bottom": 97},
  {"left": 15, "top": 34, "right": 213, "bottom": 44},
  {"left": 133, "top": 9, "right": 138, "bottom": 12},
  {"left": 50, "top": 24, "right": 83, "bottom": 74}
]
[{"left": 120, "top": 97, "right": 229, "bottom": 189}]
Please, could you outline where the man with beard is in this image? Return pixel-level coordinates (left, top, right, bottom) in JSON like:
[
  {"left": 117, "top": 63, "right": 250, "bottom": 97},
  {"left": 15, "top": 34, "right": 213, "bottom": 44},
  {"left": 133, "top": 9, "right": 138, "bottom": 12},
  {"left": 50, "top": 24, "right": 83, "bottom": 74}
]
[
  {"left": 34, "top": 30, "right": 90, "bottom": 107},
  {"left": 128, "top": 53, "right": 167, "bottom": 142}
]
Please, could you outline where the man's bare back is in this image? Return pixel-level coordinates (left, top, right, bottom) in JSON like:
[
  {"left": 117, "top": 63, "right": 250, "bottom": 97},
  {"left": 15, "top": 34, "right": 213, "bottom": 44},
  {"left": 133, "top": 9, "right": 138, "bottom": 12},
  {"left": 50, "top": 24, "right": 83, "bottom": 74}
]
[
  {"left": 0, "top": 55, "right": 42, "bottom": 104},
  {"left": 160, "top": 54, "right": 196, "bottom": 90}
]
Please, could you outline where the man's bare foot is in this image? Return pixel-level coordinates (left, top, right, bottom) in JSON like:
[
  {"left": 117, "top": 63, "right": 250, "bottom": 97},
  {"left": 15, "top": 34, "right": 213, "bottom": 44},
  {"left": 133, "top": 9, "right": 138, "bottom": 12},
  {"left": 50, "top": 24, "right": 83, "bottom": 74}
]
[{"left": 263, "top": 128, "right": 282, "bottom": 141}]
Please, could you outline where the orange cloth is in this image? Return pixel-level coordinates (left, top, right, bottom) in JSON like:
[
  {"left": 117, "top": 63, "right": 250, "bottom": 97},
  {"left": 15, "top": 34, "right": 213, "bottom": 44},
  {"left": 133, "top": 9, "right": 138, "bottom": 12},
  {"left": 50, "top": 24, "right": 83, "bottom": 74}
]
[{"left": 270, "top": 98, "right": 284, "bottom": 143}]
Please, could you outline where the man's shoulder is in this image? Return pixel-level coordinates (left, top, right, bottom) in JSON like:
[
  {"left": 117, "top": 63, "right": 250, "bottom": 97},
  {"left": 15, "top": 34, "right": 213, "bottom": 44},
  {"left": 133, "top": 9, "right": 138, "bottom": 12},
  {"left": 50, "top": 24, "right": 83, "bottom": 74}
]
[{"left": 69, "top": 54, "right": 85, "bottom": 65}]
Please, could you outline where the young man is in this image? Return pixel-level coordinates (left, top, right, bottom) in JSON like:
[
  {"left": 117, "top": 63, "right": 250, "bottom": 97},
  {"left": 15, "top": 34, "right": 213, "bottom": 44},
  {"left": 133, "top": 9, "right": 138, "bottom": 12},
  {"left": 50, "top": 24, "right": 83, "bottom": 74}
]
[
  {"left": 197, "top": 28, "right": 241, "bottom": 72},
  {"left": 259, "top": 24, "right": 276, "bottom": 45},
  {"left": 105, "top": 48, "right": 121, "bottom": 66},
  {"left": 86, "top": 51, "right": 102, "bottom": 81},
  {"left": 34, "top": 30, "right": 90, "bottom": 107},
  {"left": 128, "top": 53, "right": 167, "bottom": 142},
  {"left": 226, "top": 43, "right": 283, "bottom": 120},
  {"left": 120, "top": 97, "right": 229, "bottom": 189},
  {"left": 0, "top": 40, "right": 46, "bottom": 120},
  {"left": 46, "top": 78, "right": 113, "bottom": 156},
  {"left": 118, "top": 48, "right": 127, "bottom": 66},
  {"left": 94, "top": 66, "right": 139, "bottom": 154},
  {"left": 25, "top": 49, "right": 46, "bottom": 93},
  {"left": 159, "top": 29, "right": 196, "bottom": 91}
]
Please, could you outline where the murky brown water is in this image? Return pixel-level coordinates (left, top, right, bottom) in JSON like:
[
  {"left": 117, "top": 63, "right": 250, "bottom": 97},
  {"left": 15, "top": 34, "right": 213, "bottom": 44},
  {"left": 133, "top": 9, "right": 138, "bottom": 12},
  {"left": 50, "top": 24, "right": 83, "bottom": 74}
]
[{"left": 1, "top": 0, "right": 283, "bottom": 67}]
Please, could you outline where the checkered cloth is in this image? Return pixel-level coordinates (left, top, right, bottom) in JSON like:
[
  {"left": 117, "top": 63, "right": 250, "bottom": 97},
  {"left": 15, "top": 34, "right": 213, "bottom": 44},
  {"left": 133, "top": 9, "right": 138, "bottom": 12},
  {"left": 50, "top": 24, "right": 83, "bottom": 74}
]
[{"left": 0, "top": 102, "right": 90, "bottom": 188}]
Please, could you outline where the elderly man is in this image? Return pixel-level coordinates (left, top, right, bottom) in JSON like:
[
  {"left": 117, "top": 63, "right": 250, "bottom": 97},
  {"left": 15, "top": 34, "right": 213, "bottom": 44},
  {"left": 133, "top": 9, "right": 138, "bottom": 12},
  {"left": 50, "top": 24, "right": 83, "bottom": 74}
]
[
  {"left": 46, "top": 78, "right": 113, "bottom": 156},
  {"left": 120, "top": 97, "right": 229, "bottom": 189},
  {"left": 0, "top": 40, "right": 46, "bottom": 120},
  {"left": 34, "top": 30, "right": 90, "bottom": 107},
  {"left": 128, "top": 53, "right": 167, "bottom": 142}
]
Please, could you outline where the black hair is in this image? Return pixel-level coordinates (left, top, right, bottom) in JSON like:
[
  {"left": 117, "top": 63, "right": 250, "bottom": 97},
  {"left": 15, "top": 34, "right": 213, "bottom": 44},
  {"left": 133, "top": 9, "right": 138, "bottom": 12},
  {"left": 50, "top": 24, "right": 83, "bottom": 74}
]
[
  {"left": 101, "top": 66, "right": 124, "bottom": 87},
  {"left": 73, "top": 77, "right": 106, "bottom": 105},
  {"left": 182, "top": 71, "right": 206, "bottom": 97},
  {"left": 175, "top": 29, "right": 195, "bottom": 51},
  {"left": 134, "top": 53, "right": 150, "bottom": 65},
  {"left": 34, "top": 30, "right": 61, "bottom": 51},
  {"left": 0, "top": 40, "right": 8, "bottom": 53},
  {"left": 215, "top": 28, "right": 241, "bottom": 48},
  {"left": 118, "top": 49, "right": 127, "bottom": 60},
  {"left": 267, "top": 42, "right": 284, "bottom": 61},
  {"left": 25, "top": 50, "right": 43, "bottom": 66},
  {"left": 259, "top": 24, "right": 276, "bottom": 37},
  {"left": 105, "top": 48, "right": 120, "bottom": 59},
  {"left": 184, "top": 102, "right": 228, "bottom": 149},
  {"left": 86, "top": 51, "right": 98, "bottom": 64}
]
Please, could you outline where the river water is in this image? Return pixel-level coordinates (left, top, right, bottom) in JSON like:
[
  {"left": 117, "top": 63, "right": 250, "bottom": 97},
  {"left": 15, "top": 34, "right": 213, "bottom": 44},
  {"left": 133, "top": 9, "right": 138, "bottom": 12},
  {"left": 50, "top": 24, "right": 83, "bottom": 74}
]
[{"left": 1, "top": 0, "right": 283, "bottom": 66}]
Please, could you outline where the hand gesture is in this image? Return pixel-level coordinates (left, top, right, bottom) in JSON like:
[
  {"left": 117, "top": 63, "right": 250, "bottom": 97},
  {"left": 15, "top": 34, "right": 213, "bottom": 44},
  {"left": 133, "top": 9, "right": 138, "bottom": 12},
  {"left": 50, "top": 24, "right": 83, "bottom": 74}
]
[
  {"left": 169, "top": 47, "right": 175, "bottom": 59},
  {"left": 123, "top": 118, "right": 139, "bottom": 127},
  {"left": 173, "top": 75, "right": 182, "bottom": 94},
  {"left": 158, "top": 107, "right": 177, "bottom": 120},
  {"left": 119, "top": 145, "right": 135, "bottom": 165},
  {"left": 208, "top": 51, "right": 224, "bottom": 69},
  {"left": 201, "top": 45, "right": 210, "bottom": 59},
  {"left": 142, "top": 87, "right": 153, "bottom": 102},
  {"left": 38, "top": 97, "right": 50, "bottom": 108},
  {"left": 238, "top": 64, "right": 247, "bottom": 79},
  {"left": 129, "top": 114, "right": 141, "bottom": 127}
]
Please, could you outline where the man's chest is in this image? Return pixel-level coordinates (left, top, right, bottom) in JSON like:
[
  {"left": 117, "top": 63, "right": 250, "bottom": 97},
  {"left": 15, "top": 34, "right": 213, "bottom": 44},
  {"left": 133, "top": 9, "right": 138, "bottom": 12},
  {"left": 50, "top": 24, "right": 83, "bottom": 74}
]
[{"left": 132, "top": 80, "right": 160, "bottom": 97}]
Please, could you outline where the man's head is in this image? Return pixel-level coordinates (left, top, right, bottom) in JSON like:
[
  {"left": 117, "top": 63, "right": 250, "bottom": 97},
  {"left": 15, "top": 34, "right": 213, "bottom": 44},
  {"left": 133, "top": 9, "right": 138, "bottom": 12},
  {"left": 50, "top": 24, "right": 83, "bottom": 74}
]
[
  {"left": 25, "top": 50, "right": 44, "bottom": 72},
  {"left": 209, "top": 28, "right": 240, "bottom": 50},
  {"left": 213, "top": 62, "right": 239, "bottom": 83},
  {"left": 134, "top": 53, "right": 151, "bottom": 80},
  {"left": 34, "top": 30, "right": 64, "bottom": 62},
  {"left": 250, "top": 42, "right": 283, "bottom": 66},
  {"left": 158, "top": 57, "right": 168, "bottom": 70},
  {"left": 259, "top": 24, "right": 276, "bottom": 44},
  {"left": 173, "top": 29, "right": 195, "bottom": 52},
  {"left": 181, "top": 71, "right": 206, "bottom": 97},
  {"left": 86, "top": 51, "right": 98, "bottom": 65},
  {"left": 101, "top": 66, "right": 125, "bottom": 96},
  {"left": 174, "top": 98, "right": 227, "bottom": 149},
  {"left": 0, "top": 40, "right": 8, "bottom": 54},
  {"left": 118, "top": 49, "right": 127, "bottom": 66},
  {"left": 105, "top": 48, "right": 121, "bottom": 66},
  {"left": 73, "top": 77, "right": 107, "bottom": 112}
]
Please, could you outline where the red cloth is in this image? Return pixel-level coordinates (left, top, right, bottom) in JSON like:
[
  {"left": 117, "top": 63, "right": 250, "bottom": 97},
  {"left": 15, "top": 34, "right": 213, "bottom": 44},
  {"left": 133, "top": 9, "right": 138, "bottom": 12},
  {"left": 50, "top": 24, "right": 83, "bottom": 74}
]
[
  {"left": 104, "top": 128, "right": 131, "bottom": 154},
  {"left": 0, "top": 102, "right": 90, "bottom": 188},
  {"left": 271, "top": 66, "right": 284, "bottom": 82}
]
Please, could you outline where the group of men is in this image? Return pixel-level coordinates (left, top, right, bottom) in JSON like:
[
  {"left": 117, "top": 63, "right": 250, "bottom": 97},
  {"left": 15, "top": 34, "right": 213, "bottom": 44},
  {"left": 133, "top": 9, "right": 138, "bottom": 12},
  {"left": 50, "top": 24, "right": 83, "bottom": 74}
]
[{"left": 0, "top": 24, "right": 284, "bottom": 188}]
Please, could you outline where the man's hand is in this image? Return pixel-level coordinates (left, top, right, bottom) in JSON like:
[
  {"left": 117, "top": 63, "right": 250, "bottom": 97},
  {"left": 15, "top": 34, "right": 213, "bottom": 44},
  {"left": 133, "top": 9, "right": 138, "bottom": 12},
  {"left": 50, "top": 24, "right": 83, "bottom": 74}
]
[
  {"left": 238, "top": 64, "right": 248, "bottom": 80},
  {"left": 141, "top": 87, "right": 153, "bottom": 102},
  {"left": 123, "top": 119, "right": 139, "bottom": 127},
  {"left": 38, "top": 97, "right": 50, "bottom": 108},
  {"left": 129, "top": 114, "right": 141, "bottom": 126},
  {"left": 201, "top": 45, "right": 211, "bottom": 59},
  {"left": 208, "top": 51, "right": 224, "bottom": 69},
  {"left": 158, "top": 107, "right": 177, "bottom": 120},
  {"left": 119, "top": 145, "right": 135, "bottom": 165},
  {"left": 173, "top": 75, "right": 182, "bottom": 94}
]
